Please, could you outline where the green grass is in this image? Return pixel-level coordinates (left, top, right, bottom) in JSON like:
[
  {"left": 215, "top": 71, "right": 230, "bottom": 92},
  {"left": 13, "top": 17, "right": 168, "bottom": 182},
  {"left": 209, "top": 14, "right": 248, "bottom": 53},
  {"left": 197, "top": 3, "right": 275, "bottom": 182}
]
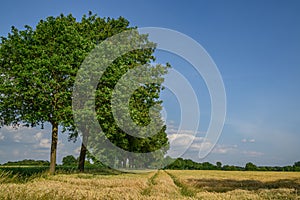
[
  {"left": 141, "top": 170, "right": 159, "bottom": 195},
  {"left": 165, "top": 170, "right": 196, "bottom": 197},
  {"left": 0, "top": 165, "right": 119, "bottom": 184}
]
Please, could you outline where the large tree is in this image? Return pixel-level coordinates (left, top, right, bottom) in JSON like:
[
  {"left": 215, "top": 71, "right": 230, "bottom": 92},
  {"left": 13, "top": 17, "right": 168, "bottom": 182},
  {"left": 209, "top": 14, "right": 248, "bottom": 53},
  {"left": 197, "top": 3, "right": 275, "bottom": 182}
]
[
  {"left": 93, "top": 60, "right": 170, "bottom": 169},
  {"left": 0, "top": 12, "right": 169, "bottom": 173},
  {"left": 0, "top": 14, "right": 87, "bottom": 174},
  {"left": 0, "top": 13, "right": 134, "bottom": 174},
  {"left": 73, "top": 25, "right": 170, "bottom": 171}
]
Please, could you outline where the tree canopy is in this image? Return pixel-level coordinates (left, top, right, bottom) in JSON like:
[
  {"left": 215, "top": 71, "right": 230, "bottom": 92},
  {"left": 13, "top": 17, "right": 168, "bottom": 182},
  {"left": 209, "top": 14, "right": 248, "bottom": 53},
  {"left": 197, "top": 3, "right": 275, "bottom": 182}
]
[
  {"left": 0, "top": 12, "right": 170, "bottom": 173},
  {"left": 1, "top": 14, "right": 88, "bottom": 174},
  {"left": 62, "top": 155, "right": 77, "bottom": 166}
]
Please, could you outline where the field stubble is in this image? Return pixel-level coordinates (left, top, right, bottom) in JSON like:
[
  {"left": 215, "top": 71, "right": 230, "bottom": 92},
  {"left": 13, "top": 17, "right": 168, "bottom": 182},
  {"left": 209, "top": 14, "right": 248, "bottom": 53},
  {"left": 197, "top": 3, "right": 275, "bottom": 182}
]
[
  {"left": 0, "top": 169, "right": 299, "bottom": 199},
  {"left": 169, "top": 170, "right": 300, "bottom": 200}
]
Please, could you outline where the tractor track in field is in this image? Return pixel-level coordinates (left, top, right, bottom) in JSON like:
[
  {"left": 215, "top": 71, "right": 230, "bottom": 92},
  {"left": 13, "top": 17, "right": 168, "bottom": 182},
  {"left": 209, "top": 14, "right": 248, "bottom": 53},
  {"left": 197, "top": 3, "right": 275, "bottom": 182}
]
[
  {"left": 141, "top": 170, "right": 196, "bottom": 199},
  {"left": 141, "top": 170, "right": 160, "bottom": 196},
  {"left": 165, "top": 170, "right": 196, "bottom": 198}
]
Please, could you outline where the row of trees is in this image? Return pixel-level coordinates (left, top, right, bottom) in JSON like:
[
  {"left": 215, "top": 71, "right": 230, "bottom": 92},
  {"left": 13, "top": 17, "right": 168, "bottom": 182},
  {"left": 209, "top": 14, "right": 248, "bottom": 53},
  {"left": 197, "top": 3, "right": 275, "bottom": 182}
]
[
  {"left": 164, "top": 158, "right": 300, "bottom": 172},
  {"left": 3, "top": 157, "right": 300, "bottom": 172},
  {"left": 1, "top": 159, "right": 50, "bottom": 166},
  {"left": 0, "top": 12, "right": 169, "bottom": 174}
]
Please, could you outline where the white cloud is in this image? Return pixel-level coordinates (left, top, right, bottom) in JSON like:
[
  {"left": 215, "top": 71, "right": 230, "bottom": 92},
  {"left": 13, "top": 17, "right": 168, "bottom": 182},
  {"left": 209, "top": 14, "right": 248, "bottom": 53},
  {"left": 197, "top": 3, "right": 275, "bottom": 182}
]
[
  {"left": 166, "top": 129, "right": 204, "bottom": 157},
  {"left": 0, "top": 132, "right": 4, "bottom": 141},
  {"left": 242, "top": 150, "right": 264, "bottom": 157},
  {"left": 0, "top": 126, "right": 47, "bottom": 144},
  {"left": 168, "top": 134, "right": 195, "bottom": 147},
  {"left": 33, "top": 138, "right": 65, "bottom": 150},
  {"left": 167, "top": 129, "right": 200, "bottom": 147},
  {"left": 190, "top": 140, "right": 213, "bottom": 151},
  {"left": 213, "top": 144, "right": 238, "bottom": 154},
  {"left": 34, "top": 132, "right": 44, "bottom": 141},
  {"left": 249, "top": 139, "right": 255, "bottom": 143},
  {"left": 241, "top": 138, "right": 256, "bottom": 143},
  {"left": 166, "top": 128, "right": 223, "bottom": 159},
  {"left": 0, "top": 125, "right": 83, "bottom": 164},
  {"left": 13, "top": 132, "right": 22, "bottom": 143},
  {"left": 34, "top": 138, "right": 51, "bottom": 149},
  {"left": 166, "top": 120, "right": 175, "bottom": 126}
]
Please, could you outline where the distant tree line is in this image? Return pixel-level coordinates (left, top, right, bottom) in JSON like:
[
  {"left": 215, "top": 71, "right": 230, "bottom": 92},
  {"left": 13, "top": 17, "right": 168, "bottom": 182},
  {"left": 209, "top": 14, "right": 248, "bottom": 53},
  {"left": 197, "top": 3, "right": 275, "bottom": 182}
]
[
  {"left": 2, "top": 157, "right": 300, "bottom": 172},
  {"left": 1, "top": 159, "right": 50, "bottom": 166},
  {"left": 163, "top": 158, "right": 300, "bottom": 172}
]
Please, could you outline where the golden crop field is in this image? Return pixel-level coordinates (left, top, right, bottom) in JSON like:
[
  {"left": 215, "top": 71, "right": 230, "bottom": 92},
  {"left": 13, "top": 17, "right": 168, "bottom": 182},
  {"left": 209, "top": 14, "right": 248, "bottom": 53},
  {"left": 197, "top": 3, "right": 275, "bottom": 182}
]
[{"left": 1, "top": 170, "right": 300, "bottom": 199}]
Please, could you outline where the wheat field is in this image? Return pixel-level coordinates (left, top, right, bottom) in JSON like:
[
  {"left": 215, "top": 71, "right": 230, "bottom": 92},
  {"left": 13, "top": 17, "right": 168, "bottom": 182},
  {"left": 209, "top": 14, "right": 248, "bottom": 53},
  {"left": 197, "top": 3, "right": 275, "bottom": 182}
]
[{"left": 0, "top": 170, "right": 299, "bottom": 199}]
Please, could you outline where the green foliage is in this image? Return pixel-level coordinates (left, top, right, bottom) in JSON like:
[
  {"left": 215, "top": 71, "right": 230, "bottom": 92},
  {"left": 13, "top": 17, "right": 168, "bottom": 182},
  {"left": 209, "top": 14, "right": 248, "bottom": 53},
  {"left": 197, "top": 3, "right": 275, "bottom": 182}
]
[
  {"left": 245, "top": 162, "right": 257, "bottom": 171},
  {"left": 62, "top": 155, "right": 77, "bottom": 166},
  {"left": 0, "top": 12, "right": 169, "bottom": 173},
  {"left": 0, "top": 13, "right": 93, "bottom": 174},
  {"left": 216, "top": 161, "right": 222, "bottom": 169},
  {"left": 77, "top": 28, "right": 171, "bottom": 169},
  {"left": 0, "top": 166, "right": 49, "bottom": 183},
  {"left": 222, "top": 165, "right": 243, "bottom": 171},
  {"left": 0, "top": 12, "right": 133, "bottom": 130},
  {"left": 2, "top": 159, "right": 50, "bottom": 166},
  {"left": 293, "top": 163, "right": 300, "bottom": 172},
  {"left": 0, "top": 14, "right": 85, "bottom": 128},
  {"left": 294, "top": 161, "right": 300, "bottom": 167},
  {"left": 165, "top": 171, "right": 196, "bottom": 197},
  {"left": 165, "top": 158, "right": 218, "bottom": 170},
  {"left": 164, "top": 158, "right": 300, "bottom": 171}
]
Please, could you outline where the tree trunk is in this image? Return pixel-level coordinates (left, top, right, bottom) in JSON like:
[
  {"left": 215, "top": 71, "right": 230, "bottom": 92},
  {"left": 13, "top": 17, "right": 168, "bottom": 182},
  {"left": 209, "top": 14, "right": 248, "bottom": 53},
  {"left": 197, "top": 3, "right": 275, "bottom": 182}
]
[
  {"left": 78, "top": 132, "right": 89, "bottom": 172},
  {"left": 78, "top": 142, "right": 87, "bottom": 172},
  {"left": 119, "top": 159, "right": 123, "bottom": 168},
  {"left": 49, "top": 122, "right": 58, "bottom": 175}
]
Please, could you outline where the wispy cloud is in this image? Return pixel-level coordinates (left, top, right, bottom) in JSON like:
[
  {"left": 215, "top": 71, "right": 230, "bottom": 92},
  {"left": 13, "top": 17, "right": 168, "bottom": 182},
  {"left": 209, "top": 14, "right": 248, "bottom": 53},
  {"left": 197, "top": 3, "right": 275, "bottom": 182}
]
[
  {"left": 0, "top": 132, "right": 4, "bottom": 141},
  {"left": 242, "top": 151, "right": 264, "bottom": 157},
  {"left": 241, "top": 138, "right": 256, "bottom": 143},
  {"left": 34, "top": 138, "right": 51, "bottom": 149},
  {"left": 0, "top": 125, "right": 79, "bottom": 164},
  {"left": 13, "top": 132, "right": 23, "bottom": 143},
  {"left": 166, "top": 127, "right": 237, "bottom": 159},
  {"left": 166, "top": 128, "right": 207, "bottom": 157},
  {"left": 213, "top": 144, "right": 238, "bottom": 154},
  {"left": 34, "top": 132, "right": 45, "bottom": 141}
]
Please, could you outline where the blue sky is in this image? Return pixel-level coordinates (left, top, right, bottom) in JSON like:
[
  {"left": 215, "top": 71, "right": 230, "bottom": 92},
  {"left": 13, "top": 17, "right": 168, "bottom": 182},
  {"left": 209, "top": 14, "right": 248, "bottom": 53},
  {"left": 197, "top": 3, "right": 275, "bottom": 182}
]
[{"left": 0, "top": 0, "right": 300, "bottom": 166}]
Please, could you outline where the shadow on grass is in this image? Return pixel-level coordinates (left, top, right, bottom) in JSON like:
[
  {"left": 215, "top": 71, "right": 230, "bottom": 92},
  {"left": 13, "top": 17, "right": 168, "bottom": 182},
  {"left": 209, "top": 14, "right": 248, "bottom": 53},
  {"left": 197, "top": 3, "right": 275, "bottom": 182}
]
[
  {"left": 80, "top": 167, "right": 122, "bottom": 175},
  {"left": 187, "top": 178, "right": 300, "bottom": 193},
  {"left": 0, "top": 166, "right": 121, "bottom": 183}
]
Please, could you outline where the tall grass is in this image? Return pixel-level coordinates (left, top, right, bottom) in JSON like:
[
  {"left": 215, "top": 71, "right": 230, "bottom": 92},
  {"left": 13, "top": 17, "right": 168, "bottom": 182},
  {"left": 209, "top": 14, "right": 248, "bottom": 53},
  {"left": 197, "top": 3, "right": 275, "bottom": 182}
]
[
  {"left": 0, "top": 169, "right": 48, "bottom": 184},
  {"left": 0, "top": 170, "right": 19, "bottom": 183}
]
